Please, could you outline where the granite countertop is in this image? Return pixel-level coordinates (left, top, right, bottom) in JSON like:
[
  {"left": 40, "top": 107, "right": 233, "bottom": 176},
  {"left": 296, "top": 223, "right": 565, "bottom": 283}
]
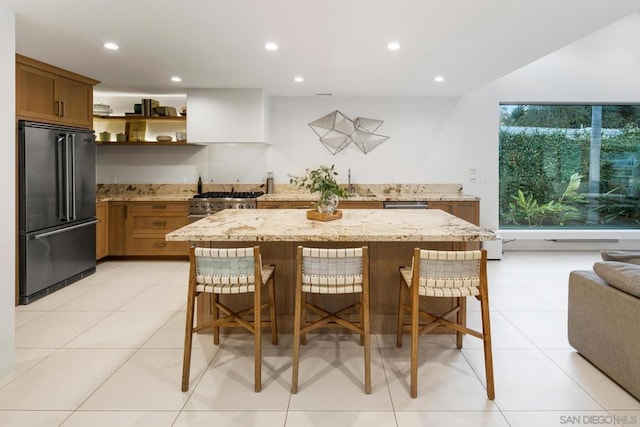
[
  {"left": 96, "top": 183, "right": 480, "bottom": 203},
  {"left": 166, "top": 208, "right": 495, "bottom": 242},
  {"left": 97, "top": 195, "right": 192, "bottom": 202}
]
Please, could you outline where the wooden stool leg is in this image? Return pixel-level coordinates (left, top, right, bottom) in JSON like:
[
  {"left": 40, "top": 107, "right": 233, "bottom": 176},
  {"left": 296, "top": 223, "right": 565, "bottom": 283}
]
[
  {"left": 480, "top": 291, "right": 495, "bottom": 400},
  {"left": 181, "top": 289, "right": 196, "bottom": 392},
  {"left": 300, "top": 292, "right": 308, "bottom": 346},
  {"left": 396, "top": 278, "right": 406, "bottom": 348},
  {"left": 359, "top": 299, "right": 365, "bottom": 346},
  {"left": 254, "top": 286, "right": 262, "bottom": 392},
  {"left": 291, "top": 278, "right": 303, "bottom": 393},
  {"left": 268, "top": 276, "right": 278, "bottom": 345},
  {"left": 456, "top": 297, "right": 466, "bottom": 349},
  {"left": 212, "top": 293, "right": 220, "bottom": 345},
  {"left": 410, "top": 288, "right": 419, "bottom": 399},
  {"left": 363, "top": 286, "right": 371, "bottom": 394}
]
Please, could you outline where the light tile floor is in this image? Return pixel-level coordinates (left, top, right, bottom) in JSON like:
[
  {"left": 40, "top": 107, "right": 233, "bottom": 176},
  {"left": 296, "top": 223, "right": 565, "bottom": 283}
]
[{"left": 1, "top": 251, "right": 639, "bottom": 427}]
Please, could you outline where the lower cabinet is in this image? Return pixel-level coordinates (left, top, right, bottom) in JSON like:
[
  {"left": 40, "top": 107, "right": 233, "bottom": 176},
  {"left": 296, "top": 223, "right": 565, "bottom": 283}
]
[
  {"left": 428, "top": 201, "right": 479, "bottom": 225},
  {"left": 96, "top": 201, "right": 108, "bottom": 260},
  {"left": 105, "top": 201, "right": 190, "bottom": 257},
  {"left": 126, "top": 202, "right": 190, "bottom": 256}
]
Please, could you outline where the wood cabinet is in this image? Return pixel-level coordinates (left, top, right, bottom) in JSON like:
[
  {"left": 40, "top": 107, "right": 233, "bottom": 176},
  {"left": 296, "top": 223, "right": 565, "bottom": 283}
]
[
  {"left": 108, "top": 202, "right": 189, "bottom": 256},
  {"left": 126, "top": 202, "right": 190, "bottom": 255},
  {"left": 96, "top": 202, "right": 108, "bottom": 260},
  {"left": 428, "top": 201, "right": 479, "bottom": 225},
  {"left": 108, "top": 203, "right": 128, "bottom": 256},
  {"left": 16, "top": 54, "right": 99, "bottom": 129},
  {"left": 106, "top": 201, "right": 190, "bottom": 257}
]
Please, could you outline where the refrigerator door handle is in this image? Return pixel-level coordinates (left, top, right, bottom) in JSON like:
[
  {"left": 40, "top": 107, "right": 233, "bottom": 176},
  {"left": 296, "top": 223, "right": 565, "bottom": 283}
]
[
  {"left": 64, "top": 133, "right": 72, "bottom": 221},
  {"left": 56, "top": 134, "right": 67, "bottom": 221},
  {"left": 70, "top": 134, "right": 77, "bottom": 220},
  {"left": 30, "top": 219, "right": 99, "bottom": 240}
]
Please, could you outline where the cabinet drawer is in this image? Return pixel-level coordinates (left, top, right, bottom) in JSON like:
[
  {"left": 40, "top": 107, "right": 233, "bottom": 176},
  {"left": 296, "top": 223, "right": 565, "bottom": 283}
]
[
  {"left": 128, "top": 235, "right": 189, "bottom": 255},
  {"left": 129, "top": 215, "right": 189, "bottom": 233},
  {"left": 129, "top": 202, "right": 189, "bottom": 213}
]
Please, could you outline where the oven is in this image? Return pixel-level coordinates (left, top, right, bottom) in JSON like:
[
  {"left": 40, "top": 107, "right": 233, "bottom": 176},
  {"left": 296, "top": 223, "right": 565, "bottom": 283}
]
[
  {"left": 382, "top": 201, "right": 428, "bottom": 209},
  {"left": 188, "top": 191, "right": 265, "bottom": 222}
]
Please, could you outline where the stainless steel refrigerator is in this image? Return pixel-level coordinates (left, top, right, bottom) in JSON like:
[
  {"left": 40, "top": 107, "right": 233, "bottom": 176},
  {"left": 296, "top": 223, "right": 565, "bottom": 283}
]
[{"left": 18, "top": 120, "right": 98, "bottom": 304}]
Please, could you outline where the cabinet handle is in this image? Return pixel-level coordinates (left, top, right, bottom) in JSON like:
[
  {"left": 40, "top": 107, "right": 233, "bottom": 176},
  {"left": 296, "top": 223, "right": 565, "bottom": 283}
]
[
  {"left": 153, "top": 242, "right": 167, "bottom": 248},
  {"left": 152, "top": 205, "right": 167, "bottom": 210},
  {"left": 152, "top": 221, "right": 167, "bottom": 227},
  {"left": 60, "top": 101, "right": 65, "bottom": 117},
  {"left": 55, "top": 100, "right": 60, "bottom": 116},
  {"left": 124, "top": 205, "right": 128, "bottom": 219},
  {"left": 295, "top": 205, "right": 311, "bottom": 209}
]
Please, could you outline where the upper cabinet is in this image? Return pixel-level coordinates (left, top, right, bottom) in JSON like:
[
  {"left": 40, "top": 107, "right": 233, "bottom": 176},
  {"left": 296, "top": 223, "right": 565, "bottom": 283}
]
[
  {"left": 186, "top": 88, "right": 270, "bottom": 144},
  {"left": 16, "top": 54, "right": 99, "bottom": 129}
]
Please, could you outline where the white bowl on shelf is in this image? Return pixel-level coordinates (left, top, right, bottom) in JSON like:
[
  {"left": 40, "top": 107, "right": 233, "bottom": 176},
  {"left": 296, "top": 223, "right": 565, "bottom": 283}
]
[{"left": 156, "top": 135, "right": 172, "bottom": 142}]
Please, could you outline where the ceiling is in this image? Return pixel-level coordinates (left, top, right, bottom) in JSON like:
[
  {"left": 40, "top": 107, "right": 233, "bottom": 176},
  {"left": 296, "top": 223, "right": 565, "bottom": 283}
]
[{"left": 3, "top": 0, "right": 640, "bottom": 96}]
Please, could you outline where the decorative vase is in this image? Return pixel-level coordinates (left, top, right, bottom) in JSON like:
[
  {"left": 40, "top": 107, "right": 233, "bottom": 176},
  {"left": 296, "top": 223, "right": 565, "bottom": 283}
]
[{"left": 317, "top": 194, "right": 339, "bottom": 214}]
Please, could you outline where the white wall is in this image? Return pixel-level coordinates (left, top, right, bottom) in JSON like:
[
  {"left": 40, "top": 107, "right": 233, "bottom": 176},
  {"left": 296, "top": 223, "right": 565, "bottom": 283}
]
[
  {"left": 96, "top": 12, "right": 640, "bottom": 237},
  {"left": 455, "top": 11, "right": 640, "bottom": 237},
  {"left": 0, "top": 7, "right": 16, "bottom": 376}
]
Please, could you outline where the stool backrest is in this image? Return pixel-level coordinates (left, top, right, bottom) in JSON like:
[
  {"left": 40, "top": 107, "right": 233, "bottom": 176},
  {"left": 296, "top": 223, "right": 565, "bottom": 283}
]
[
  {"left": 193, "top": 247, "right": 261, "bottom": 285},
  {"left": 414, "top": 249, "right": 483, "bottom": 289},
  {"left": 300, "top": 247, "right": 365, "bottom": 287}
]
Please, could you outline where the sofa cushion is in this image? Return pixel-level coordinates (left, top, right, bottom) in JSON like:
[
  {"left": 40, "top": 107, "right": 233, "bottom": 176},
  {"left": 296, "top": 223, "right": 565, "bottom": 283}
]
[
  {"left": 600, "top": 250, "right": 640, "bottom": 265},
  {"left": 593, "top": 261, "right": 640, "bottom": 298}
]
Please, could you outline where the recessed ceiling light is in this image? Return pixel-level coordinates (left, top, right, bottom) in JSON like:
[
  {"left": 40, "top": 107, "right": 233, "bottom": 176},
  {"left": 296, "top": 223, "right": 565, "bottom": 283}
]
[
  {"left": 434, "top": 76, "right": 445, "bottom": 83},
  {"left": 265, "top": 42, "right": 278, "bottom": 51},
  {"left": 103, "top": 42, "right": 119, "bottom": 50},
  {"left": 294, "top": 76, "right": 304, "bottom": 83},
  {"left": 171, "top": 76, "right": 182, "bottom": 82},
  {"left": 387, "top": 42, "right": 400, "bottom": 51}
]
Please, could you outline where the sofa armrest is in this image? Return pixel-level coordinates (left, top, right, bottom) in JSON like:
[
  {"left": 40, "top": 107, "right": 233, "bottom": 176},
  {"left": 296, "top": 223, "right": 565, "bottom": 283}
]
[{"left": 568, "top": 270, "right": 640, "bottom": 400}]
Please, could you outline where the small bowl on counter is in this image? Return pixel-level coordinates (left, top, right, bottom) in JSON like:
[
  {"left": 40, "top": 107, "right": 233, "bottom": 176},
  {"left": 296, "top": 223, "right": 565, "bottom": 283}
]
[
  {"left": 156, "top": 135, "right": 172, "bottom": 143},
  {"left": 175, "top": 132, "right": 187, "bottom": 142}
]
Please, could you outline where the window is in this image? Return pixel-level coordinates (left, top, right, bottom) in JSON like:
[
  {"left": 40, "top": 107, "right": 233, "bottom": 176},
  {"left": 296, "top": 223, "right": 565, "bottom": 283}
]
[{"left": 499, "top": 104, "right": 640, "bottom": 229}]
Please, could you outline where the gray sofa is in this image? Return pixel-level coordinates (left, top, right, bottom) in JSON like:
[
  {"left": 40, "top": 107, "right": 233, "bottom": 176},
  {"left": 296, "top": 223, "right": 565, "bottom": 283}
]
[{"left": 568, "top": 251, "right": 640, "bottom": 401}]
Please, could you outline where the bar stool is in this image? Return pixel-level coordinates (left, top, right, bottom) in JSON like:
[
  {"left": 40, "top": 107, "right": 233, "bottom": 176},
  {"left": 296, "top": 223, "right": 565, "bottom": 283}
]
[
  {"left": 396, "top": 248, "right": 494, "bottom": 399},
  {"left": 291, "top": 246, "right": 371, "bottom": 394},
  {"left": 181, "top": 246, "right": 277, "bottom": 393}
]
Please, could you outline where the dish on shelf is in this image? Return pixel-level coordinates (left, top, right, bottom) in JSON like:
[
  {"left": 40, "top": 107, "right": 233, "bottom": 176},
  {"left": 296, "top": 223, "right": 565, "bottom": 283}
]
[
  {"left": 93, "top": 103, "right": 112, "bottom": 116},
  {"left": 156, "top": 135, "right": 172, "bottom": 142}
]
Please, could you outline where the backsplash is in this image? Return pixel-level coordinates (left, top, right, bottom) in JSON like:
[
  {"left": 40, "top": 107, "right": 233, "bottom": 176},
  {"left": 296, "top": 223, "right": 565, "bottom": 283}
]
[{"left": 96, "top": 183, "right": 464, "bottom": 198}]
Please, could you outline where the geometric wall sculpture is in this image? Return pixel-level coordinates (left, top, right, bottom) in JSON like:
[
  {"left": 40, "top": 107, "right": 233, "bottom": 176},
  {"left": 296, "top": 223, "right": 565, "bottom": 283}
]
[{"left": 308, "top": 110, "right": 389, "bottom": 154}]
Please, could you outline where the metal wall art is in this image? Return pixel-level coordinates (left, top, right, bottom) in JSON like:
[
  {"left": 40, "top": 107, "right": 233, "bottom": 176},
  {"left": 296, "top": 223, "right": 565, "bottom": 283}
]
[{"left": 308, "top": 110, "right": 389, "bottom": 154}]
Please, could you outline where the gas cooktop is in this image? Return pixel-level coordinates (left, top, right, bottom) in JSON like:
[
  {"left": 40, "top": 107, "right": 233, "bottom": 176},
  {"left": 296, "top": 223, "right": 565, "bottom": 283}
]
[{"left": 189, "top": 191, "right": 265, "bottom": 216}]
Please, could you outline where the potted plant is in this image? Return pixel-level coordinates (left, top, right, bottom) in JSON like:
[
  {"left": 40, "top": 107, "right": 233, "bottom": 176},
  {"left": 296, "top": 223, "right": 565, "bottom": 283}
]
[{"left": 289, "top": 164, "right": 349, "bottom": 214}]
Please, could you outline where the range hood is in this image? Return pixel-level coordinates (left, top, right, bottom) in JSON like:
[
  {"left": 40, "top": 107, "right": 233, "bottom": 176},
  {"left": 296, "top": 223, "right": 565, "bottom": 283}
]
[{"left": 187, "top": 88, "right": 270, "bottom": 144}]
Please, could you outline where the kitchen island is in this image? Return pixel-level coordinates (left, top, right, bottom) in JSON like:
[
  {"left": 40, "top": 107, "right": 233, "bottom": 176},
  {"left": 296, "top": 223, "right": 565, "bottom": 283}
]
[{"left": 166, "top": 208, "right": 495, "bottom": 333}]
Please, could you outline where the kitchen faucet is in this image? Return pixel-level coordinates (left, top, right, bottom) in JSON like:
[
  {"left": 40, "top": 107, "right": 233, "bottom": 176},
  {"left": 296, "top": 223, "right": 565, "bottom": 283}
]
[{"left": 348, "top": 168, "right": 354, "bottom": 194}]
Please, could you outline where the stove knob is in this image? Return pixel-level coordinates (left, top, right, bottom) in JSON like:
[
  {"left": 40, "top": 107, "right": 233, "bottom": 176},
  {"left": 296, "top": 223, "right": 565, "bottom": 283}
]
[
  {"left": 193, "top": 203, "right": 200, "bottom": 209},
  {"left": 226, "top": 203, "right": 233, "bottom": 209},
  {"left": 216, "top": 203, "right": 223, "bottom": 210},
  {"left": 238, "top": 204, "right": 244, "bottom": 209}
]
